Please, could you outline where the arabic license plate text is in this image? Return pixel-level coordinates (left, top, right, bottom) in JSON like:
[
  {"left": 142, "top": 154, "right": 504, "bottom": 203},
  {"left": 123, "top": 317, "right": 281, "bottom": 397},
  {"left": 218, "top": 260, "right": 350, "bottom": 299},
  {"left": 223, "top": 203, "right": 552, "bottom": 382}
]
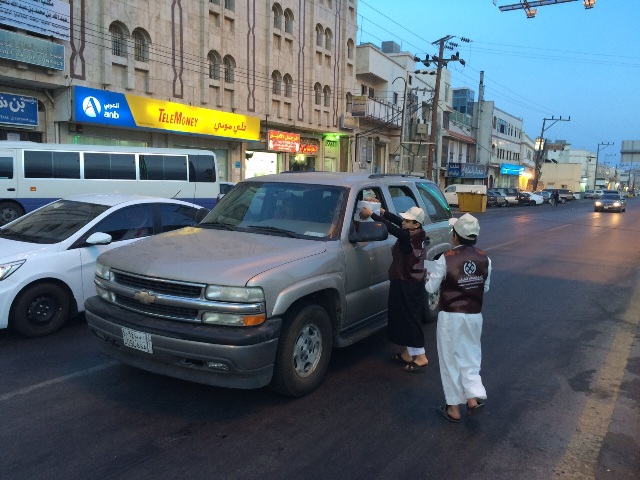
[{"left": 122, "top": 327, "right": 153, "bottom": 353}]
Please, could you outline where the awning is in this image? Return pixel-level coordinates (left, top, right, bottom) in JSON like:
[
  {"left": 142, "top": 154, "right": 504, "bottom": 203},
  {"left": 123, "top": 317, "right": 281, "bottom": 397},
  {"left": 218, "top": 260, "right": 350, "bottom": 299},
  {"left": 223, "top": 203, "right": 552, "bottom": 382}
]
[{"left": 444, "top": 129, "right": 476, "bottom": 144}]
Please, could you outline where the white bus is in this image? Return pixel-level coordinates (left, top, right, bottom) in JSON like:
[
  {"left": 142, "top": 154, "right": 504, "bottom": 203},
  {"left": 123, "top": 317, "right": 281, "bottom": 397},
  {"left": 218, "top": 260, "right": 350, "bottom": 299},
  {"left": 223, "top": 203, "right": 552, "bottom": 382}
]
[{"left": 0, "top": 142, "right": 220, "bottom": 225}]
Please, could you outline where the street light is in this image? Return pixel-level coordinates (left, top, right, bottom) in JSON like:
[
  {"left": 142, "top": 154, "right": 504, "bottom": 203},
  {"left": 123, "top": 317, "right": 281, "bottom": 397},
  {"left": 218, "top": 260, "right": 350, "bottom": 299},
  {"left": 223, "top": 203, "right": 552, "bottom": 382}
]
[{"left": 392, "top": 74, "right": 408, "bottom": 174}]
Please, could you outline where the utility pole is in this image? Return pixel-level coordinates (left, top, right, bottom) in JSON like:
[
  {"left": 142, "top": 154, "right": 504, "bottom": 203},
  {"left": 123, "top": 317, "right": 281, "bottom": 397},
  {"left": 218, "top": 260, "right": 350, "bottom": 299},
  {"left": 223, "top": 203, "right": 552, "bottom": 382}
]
[
  {"left": 532, "top": 115, "right": 570, "bottom": 191},
  {"left": 594, "top": 142, "right": 614, "bottom": 189},
  {"left": 415, "top": 35, "right": 467, "bottom": 184}
]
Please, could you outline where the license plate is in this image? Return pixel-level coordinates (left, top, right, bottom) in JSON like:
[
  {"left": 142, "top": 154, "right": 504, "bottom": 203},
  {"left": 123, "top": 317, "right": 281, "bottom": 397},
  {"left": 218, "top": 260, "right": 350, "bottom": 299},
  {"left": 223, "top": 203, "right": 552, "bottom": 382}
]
[{"left": 122, "top": 327, "right": 153, "bottom": 353}]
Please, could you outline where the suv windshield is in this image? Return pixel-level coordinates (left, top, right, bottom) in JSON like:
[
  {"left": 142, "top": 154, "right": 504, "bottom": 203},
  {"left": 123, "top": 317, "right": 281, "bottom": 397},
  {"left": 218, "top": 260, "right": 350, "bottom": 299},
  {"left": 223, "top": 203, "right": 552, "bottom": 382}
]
[
  {"left": 201, "top": 181, "right": 348, "bottom": 240},
  {"left": 0, "top": 200, "right": 110, "bottom": 244}
]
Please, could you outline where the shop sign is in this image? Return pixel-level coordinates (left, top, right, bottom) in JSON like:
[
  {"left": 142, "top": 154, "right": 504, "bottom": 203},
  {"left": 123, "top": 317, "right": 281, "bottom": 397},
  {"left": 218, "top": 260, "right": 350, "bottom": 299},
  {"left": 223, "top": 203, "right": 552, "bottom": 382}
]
[
  {"left": 0, "top": 92, "right": 38, "bottom": 127},
  {"left": 500, "top": 163, "right": 524, "bottom": 176},
  {"left": 0, "top": 30, "right": 64, "bottom": 70},
  {"left": 340, "top": 115, "right": 358, "bottom": 130},
  {"left": 0, "top": 0, "right": 71, "bottom": 41},
  {"left": 351, "top": 95, "right": 367, "bottom": 117},
  {"left": 72, "top": 86, "right": 260, "bottom": 141},
  {"left": 447, "top": 162, "right": 487, "bottom": 179},
  {"left": 299, "top": 138, "right": 320, "bottom": 155},
  {"left": 268, "top": 130, "right": 300, "bottom": 153}
]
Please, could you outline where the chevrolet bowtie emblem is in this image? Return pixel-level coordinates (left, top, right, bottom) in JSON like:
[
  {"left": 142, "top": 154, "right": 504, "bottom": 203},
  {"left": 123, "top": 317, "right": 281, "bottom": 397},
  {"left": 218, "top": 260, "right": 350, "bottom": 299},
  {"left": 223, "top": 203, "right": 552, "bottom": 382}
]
[{"left": 134, "top": 291, "right": 156, "bottom": 304}]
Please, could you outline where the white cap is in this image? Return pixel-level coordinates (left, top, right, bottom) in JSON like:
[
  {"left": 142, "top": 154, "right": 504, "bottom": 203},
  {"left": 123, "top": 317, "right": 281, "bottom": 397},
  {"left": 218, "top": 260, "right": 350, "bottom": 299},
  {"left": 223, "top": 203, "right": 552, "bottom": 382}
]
[
  {"left": 449, "top": 213, "right": 480, "bottom": 240},
  {"left": 400, "top": 206, "right": 425, "bottom": 225}
]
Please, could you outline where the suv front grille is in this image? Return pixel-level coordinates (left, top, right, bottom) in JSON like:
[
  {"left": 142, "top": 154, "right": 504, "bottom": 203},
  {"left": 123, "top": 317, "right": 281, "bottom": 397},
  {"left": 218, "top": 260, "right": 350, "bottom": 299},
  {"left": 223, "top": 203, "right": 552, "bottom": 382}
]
[
  {"left": 113, "top": 271, "right": 203, "bottom": 298},
  {"left": 115, "top": 294, "right": 199, "bottom": 321}
]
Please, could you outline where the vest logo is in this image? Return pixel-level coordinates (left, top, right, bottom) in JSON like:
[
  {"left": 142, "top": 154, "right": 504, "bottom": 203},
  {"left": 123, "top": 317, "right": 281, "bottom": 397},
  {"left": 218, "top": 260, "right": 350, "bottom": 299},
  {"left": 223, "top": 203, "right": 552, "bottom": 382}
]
[
  {"left": 82, "top": 96, "right": 101, "bottom": 118},
  {"left": 463, "top": 261, "right": 476, "bottom": 276}
]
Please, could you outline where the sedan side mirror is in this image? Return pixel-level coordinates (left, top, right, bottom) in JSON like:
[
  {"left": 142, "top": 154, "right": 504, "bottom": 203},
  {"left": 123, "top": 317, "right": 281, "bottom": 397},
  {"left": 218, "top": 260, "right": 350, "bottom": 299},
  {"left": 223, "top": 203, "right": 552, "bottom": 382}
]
[{"left": 85, "top": 232, "right": 113, "bottom": 245}]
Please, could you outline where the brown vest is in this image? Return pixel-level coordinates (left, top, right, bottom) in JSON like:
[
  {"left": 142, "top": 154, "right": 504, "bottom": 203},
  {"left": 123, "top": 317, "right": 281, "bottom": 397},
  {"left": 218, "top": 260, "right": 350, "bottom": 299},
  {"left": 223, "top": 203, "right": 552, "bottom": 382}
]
[
  {"left": 439, "top": 245, "right": 489, "bottom": 313},
  {"left": 388, "top": 228, "right": 426, "bottom": 282}
]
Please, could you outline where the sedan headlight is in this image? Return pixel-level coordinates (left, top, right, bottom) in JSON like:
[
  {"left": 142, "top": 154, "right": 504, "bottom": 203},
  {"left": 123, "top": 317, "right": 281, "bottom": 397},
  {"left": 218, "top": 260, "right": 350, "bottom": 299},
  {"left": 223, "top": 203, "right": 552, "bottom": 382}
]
[
  {"left": 613, "top": 202, "right": 620, "bottom": 207},
  {"left": 95, "top": 262, "right": 113, "bottom": 281},
  {"left": 0, "top": 259, "right": 26, "bottom": 281},
  {"left": 595, "top": 201, "right": 602, "bottom": 206}
]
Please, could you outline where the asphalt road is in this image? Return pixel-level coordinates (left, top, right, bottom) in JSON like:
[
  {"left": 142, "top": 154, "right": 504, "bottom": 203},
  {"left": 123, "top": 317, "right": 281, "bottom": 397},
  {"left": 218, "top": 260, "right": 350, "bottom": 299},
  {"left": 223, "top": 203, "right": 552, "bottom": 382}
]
[{"left": 1, "top": 198, "right": 639, "bottom": 480}]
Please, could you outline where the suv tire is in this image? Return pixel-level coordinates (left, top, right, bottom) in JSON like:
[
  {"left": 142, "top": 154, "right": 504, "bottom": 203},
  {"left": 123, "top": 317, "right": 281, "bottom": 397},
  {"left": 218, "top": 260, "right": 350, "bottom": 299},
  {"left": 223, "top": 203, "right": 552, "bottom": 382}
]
[{"left": 270, "top": 303, "right": 332, "bottom": 397}]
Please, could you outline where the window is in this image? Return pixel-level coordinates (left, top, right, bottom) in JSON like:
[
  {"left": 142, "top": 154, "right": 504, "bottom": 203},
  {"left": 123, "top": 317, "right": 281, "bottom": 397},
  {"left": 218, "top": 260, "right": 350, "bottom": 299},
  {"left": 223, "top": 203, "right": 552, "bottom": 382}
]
[
  {"left": 208, "top": 50, "right": 222, "bottom": 80},
  {"left": 272, "top": 3, "right": 283, "bottom": 29},
  {"left": 132, "top": 29, "right": 150, "bottom": 62},
  {"left": 314, "top": 83, "right": 322, "bottom": 106},
  {"left": 223, "top": 55, "right": 235, "bottom": 83},
  {"left": 497, "top": 118, "right": 507, "bottom": 134},
  {"left": 393, "top": 92, "right": 398, "bottom": 105},
  {"left": 323, "top": 86, "right": 331, "bottom": 107},
  {"left": 347, "top": 38, "right": 354, "bottom": 60},
  {"left": 284, "top": 9, "right": 294, "bottom": 34},
  {"left": 90, "top": 205, "right": 155, "bottom": 242},
  {"left": 109, "top": 23, "right": 126, "bottom": 57},
  {"left": 158, "top": 204, "right": 200, "bottom": 233},
  {"left": 139, "top": 155, "right": 187, "bottom": 181},
  {"left": 0, "top": 156, "right": 13, "bottom": 179},
  {"left": 188, "top": 154, "right": 216, "bottom": 182},
  {"left": 368, "top": 87, "right": 374, "bottom": 99},
  {"left": 24, "top": 151, "right": 80, "bottom": 179},
  {"left": 272, "top": 70, "right": 282, "bottom": 95},
  {"left": 84, "top": 153, "right": 136, "bottom": 180},
  {"left": 324, "top": 28, "right": 332, "bottom": 50},
  {"left": 283, "top": 74, "right": 293, "bottom": 98},
  {"left": 346, "top": 92, "right": 352, "bottom": 113},
  {"left": 361, "top": 84, "right": 367, "bottom": 95},
  {"left": 224, "top": 0, "right": 235, "bottom": 11},
  {"left": 389, "top": 185, "right": 418, "bottom": 215},
  {"left": 417, "top": 183, "right": 451, "bottom": 222},
  {"left": 315, "top": 24, "right": 323, "bottom": 47}
]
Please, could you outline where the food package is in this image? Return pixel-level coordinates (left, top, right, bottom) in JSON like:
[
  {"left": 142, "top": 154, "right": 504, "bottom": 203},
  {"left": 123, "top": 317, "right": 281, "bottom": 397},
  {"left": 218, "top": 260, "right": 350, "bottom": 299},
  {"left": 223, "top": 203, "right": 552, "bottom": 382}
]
[{"left": 354, "top": 200, "right": 381, "bottom": 222}]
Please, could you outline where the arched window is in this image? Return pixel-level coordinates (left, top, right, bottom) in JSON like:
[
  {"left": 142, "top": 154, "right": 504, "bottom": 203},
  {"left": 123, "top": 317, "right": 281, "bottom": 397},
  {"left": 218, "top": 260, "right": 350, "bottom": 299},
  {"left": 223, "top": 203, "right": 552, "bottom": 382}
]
[
  {"left": 109, "top": 23, "right": 127, "bottom": 57},
  {"left": 315, "top": 24, "right": 324, "bottom": 47},
  {"left": 132, "top": 29, "right": 150, "bottom": 62},
  {"left": 314, "top": 83, "right": 322, "bottom": 106},
  {"left": 208, "top": 50, "right": 222, "bottom": 80},
  {"left": 272, "top": 3, "right": 283, "bottom": 29},
  {"left": 283, "top": 74, "right": 293, "bottom": 98},
  {"left": 323, "top": 86, "right": 331, "bottom": 107},
  {"left": 347, "top": 38, "right": 354, "bottom": 60},
  {"left": 223, "top": 55, "right": 235, "bottom": 83},
  {"left": 284, "top": 9, "right": 294, "bottom": 34},
  {"left": 272, "top": 70, "right": 282, "bottom": 95},
  {"left": 324, "top": 28, "right": 332, "bottom": 50},
  {"left": 346, "top": 92, "right": 353, "bottom": 113}
]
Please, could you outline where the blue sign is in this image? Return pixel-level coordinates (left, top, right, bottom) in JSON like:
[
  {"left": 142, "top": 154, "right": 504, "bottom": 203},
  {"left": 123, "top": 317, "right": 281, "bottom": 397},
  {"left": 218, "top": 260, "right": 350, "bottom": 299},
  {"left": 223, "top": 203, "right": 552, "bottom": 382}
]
[
  {"left": 447, "top": 162, "right": 487, "bottom": 179},
  {"left": 73, "top": 86, "right": 137, "bottom": 127},
  {"left": 500, "top": 163, "right": 524, "bottom": 175},
  {"left": 0, "top": 93, "right": 38, "bottom": 127}
]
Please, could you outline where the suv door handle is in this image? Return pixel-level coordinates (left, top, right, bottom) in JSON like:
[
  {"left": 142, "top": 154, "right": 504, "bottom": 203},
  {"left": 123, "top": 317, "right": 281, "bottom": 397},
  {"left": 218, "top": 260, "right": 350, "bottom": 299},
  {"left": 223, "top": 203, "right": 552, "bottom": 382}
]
[{"left": 7, "top": 188, "right": 15, "bottom": 191}]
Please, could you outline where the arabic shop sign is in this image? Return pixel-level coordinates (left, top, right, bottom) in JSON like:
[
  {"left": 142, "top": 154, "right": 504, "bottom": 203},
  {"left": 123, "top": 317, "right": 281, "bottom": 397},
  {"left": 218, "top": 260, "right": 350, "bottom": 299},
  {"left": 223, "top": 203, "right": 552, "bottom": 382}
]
[
  {"left": 0, "top": 29, "right": 64, "bottom": 70},
  {"left": 447, "top": 162, "right": 488, "bottom": 179},
  {"left": 268, "top": 130, "right": 300, "bottom": 153},
  {"left": 0, "top": 0, "right": 71, "bottom": 41},
  {"left": 299, "top": 138, "right": 320, "bottom": 155},
  {"left": 73, "top": 86, "right": 260, "bottom": 141},
  {"left": 351, "top": 95, "right": 367, "bottom": 117},
  {"left": 500, "top": 163, "right": 525, "bottom": 176},
  {"left": 0, "top": 93, "right": 38, "bottom": 127}
]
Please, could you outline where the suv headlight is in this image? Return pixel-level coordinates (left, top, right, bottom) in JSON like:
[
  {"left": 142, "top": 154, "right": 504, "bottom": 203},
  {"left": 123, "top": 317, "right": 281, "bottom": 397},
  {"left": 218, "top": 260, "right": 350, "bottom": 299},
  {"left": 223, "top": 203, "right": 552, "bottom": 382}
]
[
  {"left": 203, "top": 285, "right": 266, "bottom": 326},
  {"left": 205, "top": 285, "right": 264, "bottom": 303},
  {"left": 95, "top": 262, "right": 113, "bottom": 281},
  {"left": 0, "top": 259, "right": 26, "bottom": 281}
]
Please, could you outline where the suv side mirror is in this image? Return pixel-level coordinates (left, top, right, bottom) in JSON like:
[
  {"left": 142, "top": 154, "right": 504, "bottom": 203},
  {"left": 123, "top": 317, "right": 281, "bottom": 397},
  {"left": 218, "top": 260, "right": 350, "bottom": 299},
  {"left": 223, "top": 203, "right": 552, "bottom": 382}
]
[{"left": 349, "top": 221, "right": 389, "bottom": 243}]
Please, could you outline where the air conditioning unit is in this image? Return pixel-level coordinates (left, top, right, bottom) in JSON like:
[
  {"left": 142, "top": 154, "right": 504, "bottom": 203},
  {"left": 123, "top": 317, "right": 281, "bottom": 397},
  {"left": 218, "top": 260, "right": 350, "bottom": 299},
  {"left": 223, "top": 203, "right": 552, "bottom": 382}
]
[{"left": 416, "top": 123, "right": 429, "bottom": 135}]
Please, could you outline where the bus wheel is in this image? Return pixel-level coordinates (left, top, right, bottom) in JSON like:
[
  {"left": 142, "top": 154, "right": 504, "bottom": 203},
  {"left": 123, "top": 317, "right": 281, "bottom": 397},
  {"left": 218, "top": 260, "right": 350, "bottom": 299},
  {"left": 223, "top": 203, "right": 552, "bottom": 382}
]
[
  {"left": 12, "top": 283, "right": 71, "bottom": 337},
  {"left": 0, "top": 201, "right": 25, "bottom": 225}
]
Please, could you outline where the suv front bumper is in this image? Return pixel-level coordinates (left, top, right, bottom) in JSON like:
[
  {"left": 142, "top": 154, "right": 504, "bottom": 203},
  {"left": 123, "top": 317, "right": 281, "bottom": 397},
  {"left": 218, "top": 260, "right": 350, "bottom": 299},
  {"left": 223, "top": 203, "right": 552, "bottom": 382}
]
[{"left": 85, "top": 296, "right": 282, "bottom": 389}]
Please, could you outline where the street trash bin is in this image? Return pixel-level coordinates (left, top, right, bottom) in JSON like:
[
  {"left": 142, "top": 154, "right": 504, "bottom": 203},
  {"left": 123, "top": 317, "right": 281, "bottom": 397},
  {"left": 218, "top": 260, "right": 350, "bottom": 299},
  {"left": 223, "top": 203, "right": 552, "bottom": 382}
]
[{"left": 457, "top": 192, "right": 487, "bottom": 213}]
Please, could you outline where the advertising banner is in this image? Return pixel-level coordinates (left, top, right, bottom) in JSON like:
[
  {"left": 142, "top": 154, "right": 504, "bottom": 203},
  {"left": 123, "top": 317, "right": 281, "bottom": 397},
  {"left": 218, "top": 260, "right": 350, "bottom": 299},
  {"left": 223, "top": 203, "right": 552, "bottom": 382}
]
[
  {"left": 0, "top": 30, "right": 64, "bottom": 70},
  {"left": 0, "top": 0, "right": 71, "bottom": 41},
  {"left": 0, "top": 92, "right": 38, "bottom": 127},
  {"left": 73, "top": 86, "right": 260, "bottom": 141},
  {"left": 351, "top": 95, "right": 367, "bottom": 117},
  {"left": 500, "top": 163, "right": 524, "bottom": 175},
  {"left": 268, "top": 130, "right": 300, "bottom": 153},
  {"left": 447, "top": 162, "right": 487, "bottom": 179}
]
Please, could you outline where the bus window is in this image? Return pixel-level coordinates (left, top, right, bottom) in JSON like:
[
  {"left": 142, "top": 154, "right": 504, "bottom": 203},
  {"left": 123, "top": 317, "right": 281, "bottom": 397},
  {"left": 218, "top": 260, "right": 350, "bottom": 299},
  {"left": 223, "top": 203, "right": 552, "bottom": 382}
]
[
  {"left": 140, "top": 155, "right": 187, "bottom": 181},
  {"left": 0, "top": 156, "right": 12, "bottom": 179},
  {"left": 24, "top": 151, "right": 80, "bottom": 179},
  {"left": 84, "top": 153, "right": 136, "bottom": 180},
  {"left": 188, "top": 154, "right": 216, "bottom": 182}
]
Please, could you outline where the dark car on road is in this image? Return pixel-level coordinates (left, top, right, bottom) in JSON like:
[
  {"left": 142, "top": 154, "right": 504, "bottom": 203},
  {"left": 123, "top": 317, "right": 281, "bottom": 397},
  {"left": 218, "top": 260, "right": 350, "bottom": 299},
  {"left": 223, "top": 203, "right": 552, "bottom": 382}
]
[
  {"left": 487, "top": 189, "right": 507, "bottom": 207},
  {"left": 594, "top": 193, "right": 626, "bottom": 212}
]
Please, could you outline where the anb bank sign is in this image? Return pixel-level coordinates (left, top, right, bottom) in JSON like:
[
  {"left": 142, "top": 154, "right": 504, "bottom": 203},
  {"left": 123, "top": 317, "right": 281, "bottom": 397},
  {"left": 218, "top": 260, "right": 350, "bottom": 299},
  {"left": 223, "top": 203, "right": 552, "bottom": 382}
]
[{"left": 72, "top": 86, "right": 260, "bottom": 140}]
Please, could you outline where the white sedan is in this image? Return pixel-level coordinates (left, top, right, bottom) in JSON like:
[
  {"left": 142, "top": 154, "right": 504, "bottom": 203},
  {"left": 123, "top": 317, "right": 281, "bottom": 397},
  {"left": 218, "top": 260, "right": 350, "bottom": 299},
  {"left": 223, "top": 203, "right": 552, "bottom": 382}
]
[
  {"left": 520, "top": 192, "right": 544, "bottom": 205},
  {"left": 0, "top": 194, "right": 207, "bottom": 337}
]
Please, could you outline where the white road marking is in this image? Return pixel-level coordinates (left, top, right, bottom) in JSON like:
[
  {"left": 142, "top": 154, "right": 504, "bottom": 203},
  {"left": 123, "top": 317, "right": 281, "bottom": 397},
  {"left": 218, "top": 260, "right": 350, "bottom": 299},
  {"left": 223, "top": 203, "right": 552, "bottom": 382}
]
[{"left": 0, "top": 361, "right": 119, "bottom": 402}]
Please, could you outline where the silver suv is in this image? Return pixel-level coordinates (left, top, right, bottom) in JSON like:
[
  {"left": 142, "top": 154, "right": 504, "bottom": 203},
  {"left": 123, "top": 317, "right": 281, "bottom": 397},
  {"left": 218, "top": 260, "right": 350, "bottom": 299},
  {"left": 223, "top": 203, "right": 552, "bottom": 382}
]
[{"left": 85, "top": 173, "right": 454, "bottom": 396}]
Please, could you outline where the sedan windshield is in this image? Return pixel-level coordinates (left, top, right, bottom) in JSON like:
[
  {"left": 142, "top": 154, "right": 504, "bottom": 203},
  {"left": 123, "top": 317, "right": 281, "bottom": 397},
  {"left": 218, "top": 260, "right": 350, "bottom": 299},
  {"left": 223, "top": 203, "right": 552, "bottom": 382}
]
[
  {"left": 200, "top": 181, "right": 347, "bottom": 240},
  {"left": 600, "top": 194, "right": 621, "bottom": 200},
  {"left": 0, "top": 200, "right": 110, "bottom": 244}
]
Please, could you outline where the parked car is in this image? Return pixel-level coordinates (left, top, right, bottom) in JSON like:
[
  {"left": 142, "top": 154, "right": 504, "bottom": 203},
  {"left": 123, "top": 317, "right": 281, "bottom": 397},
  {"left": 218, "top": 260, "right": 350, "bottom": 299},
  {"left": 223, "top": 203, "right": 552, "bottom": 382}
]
[
  {"left": 542, "top": 188, "right": 575, "bottom": 203},
  {"left": 217, "top": 181, "right": 237, "bottom": 202},
  {"left": 486, "top": 189, "right": 507, "bottom": 207},
  {"left": 0, "top": 194, "right": 207, "bottom": 337},
  {"left": 593, "top": 189, "right": 605, "bottom": 198},
  {"left": 594, "top": 193, "right": 626, "bottom": 213},
  {"left": 442, "top": 184, "right": 487, "bottom": 207},
  {"left": 573, "top": 192, "right": 581, "bottom": 200},
  {"left": 519, "top": 192, "right": 544, "bottom": 206},
  {"left": 85, "top": 173, "right": 456, "bottom": 397},
  {"left": 534, "top": 190, "right": 551, "bottom": 203},
  {"left": 583, "top": 189, "right": 595, "bottom": 199}
]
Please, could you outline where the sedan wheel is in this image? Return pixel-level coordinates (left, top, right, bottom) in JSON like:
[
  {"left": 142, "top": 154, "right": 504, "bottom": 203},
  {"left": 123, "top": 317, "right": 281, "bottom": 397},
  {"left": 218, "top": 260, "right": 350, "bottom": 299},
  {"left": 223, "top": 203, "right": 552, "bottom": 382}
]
[{"left": 12, "top": 283, "right": 71, "bottom": 337}]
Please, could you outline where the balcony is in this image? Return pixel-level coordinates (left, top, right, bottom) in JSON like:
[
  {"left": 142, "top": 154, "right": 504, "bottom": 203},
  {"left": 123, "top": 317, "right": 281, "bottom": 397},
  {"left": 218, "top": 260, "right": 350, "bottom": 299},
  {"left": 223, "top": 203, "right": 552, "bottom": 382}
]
[{"left": 360, "top": 97, "right": 401, "bottom": 127}]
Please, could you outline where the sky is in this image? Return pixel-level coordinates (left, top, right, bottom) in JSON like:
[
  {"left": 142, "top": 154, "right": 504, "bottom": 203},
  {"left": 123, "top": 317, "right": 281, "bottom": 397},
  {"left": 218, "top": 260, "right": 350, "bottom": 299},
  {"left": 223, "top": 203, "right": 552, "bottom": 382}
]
[{"left": 356, "top": 0, "right": 639, "bottom": 166}]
